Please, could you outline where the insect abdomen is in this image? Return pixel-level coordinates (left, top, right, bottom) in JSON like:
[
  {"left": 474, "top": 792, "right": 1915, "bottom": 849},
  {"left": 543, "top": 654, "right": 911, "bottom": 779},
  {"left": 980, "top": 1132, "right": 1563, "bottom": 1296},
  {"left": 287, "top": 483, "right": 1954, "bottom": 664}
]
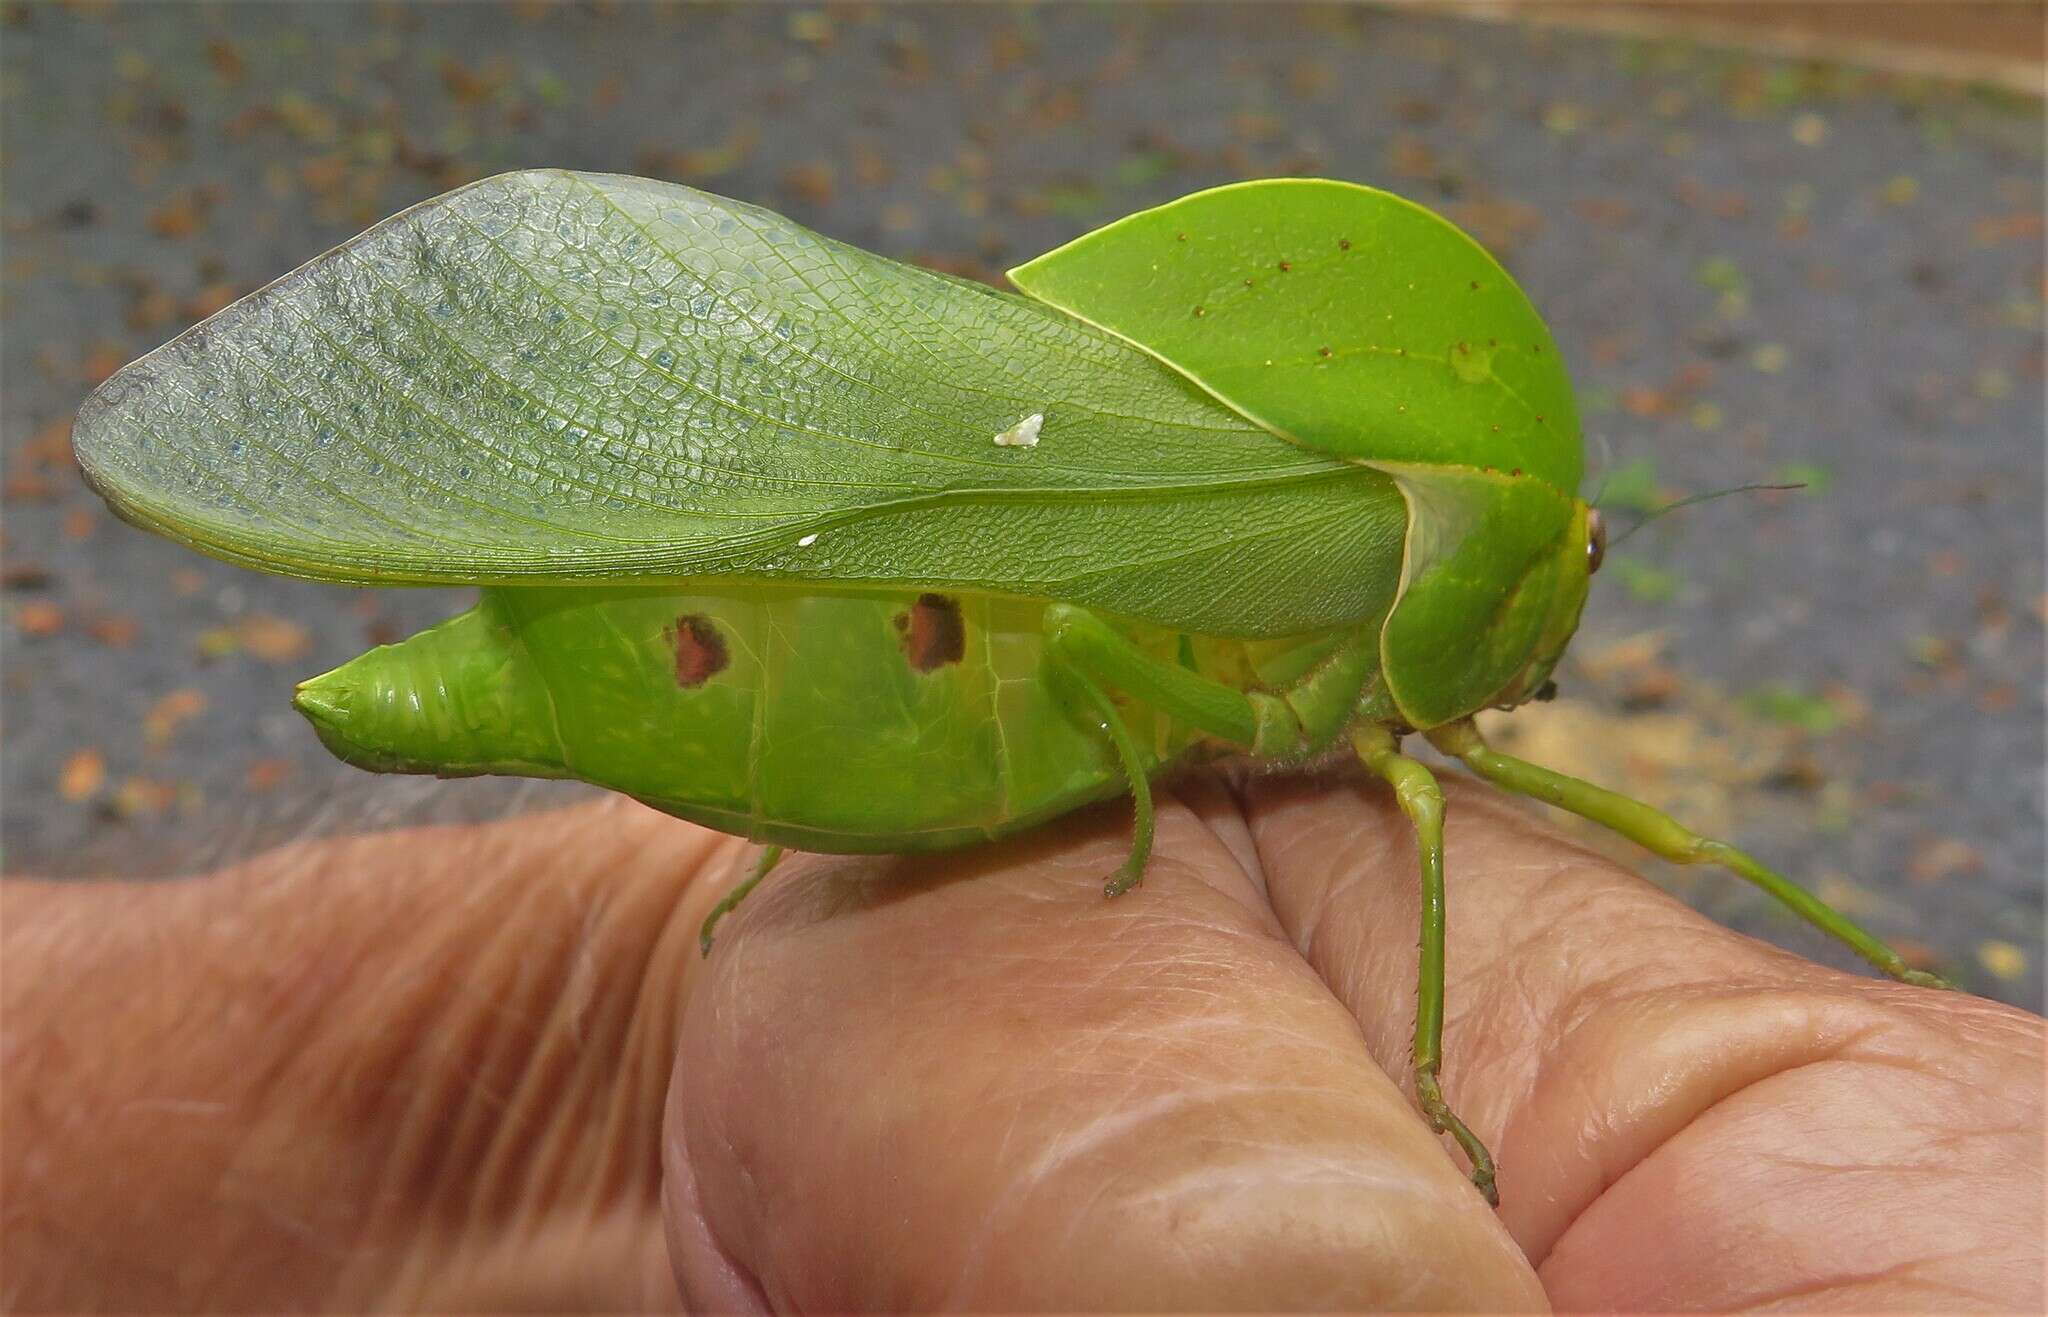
[
  {"left": 295, "top": 585, "right": 1236, "bottom": 851},
  {"left": 292, "top": 602, "right": 568, "bottom": 781}
]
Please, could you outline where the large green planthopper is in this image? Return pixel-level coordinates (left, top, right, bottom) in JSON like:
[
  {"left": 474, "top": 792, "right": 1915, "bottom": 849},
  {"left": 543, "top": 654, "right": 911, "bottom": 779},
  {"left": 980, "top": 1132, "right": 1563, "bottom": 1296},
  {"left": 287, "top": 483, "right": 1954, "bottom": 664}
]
[{"left": 73, "top": 172, "right": 1947, "bottom": 1204}]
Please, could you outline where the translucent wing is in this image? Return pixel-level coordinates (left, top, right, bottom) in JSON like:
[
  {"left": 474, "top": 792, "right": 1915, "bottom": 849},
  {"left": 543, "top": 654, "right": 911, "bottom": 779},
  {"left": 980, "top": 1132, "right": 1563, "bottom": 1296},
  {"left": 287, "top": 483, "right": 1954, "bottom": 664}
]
[{"left": 75, "top": 170, "right": 1399, "bottom": 637}]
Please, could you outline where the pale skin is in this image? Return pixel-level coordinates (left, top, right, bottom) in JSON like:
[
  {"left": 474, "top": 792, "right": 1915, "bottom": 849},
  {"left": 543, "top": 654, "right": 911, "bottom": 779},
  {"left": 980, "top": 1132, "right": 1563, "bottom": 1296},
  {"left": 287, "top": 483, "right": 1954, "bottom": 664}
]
[{"left": 3, "top": 771, "right": 2041, "bottom": 1312}]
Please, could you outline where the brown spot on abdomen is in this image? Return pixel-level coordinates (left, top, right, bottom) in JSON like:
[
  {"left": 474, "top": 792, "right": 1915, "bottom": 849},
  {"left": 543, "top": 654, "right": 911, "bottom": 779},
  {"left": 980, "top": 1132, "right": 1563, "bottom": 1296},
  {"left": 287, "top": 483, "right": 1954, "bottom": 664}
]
[
  {"left": 667, "top": 614, "right": 729, "bottom": 688},
  {"left": 895, "top": 593, "right": 964, "bottom": 673}
]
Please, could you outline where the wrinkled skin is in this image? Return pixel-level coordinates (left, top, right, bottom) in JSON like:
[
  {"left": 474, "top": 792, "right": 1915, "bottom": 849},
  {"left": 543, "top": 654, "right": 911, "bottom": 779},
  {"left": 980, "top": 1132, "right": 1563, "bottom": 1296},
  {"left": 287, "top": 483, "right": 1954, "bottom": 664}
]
[{"left": 4, "top": 771, "right": 2041, "bottom": 1312}]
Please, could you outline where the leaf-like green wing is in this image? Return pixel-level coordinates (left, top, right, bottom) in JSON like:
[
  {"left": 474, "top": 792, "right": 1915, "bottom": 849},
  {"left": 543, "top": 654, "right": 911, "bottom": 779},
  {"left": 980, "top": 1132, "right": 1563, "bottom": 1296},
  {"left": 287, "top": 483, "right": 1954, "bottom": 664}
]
[
  {"left": 1007, "top": 178, "right": 1583, "bottom": 495},
  {"left": 74, "top": 170, "right": 1403, "bottom": 637}
]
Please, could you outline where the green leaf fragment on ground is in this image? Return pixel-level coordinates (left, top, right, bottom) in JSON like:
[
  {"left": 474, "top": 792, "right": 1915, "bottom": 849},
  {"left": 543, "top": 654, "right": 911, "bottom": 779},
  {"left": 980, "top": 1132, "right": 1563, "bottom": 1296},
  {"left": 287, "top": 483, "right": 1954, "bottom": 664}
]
[
  {"left": 1611, "top": 556, "right": 1681, "bottom": 603},
  {"left": 1771, "top": 461, "right": 1833, "bottom": 494},
  {"left": 1597, "top": 456, "right": 1664, "bottom": 513},
  {"left": 1114, "top": 151, "right": 1174, "bottom": 187},
  {"left": 1742, "top": 683, "right": 1843, "bottom": 734},
  {"left": 1695, "top": 255, "right": 1747, "bottom": 295}
]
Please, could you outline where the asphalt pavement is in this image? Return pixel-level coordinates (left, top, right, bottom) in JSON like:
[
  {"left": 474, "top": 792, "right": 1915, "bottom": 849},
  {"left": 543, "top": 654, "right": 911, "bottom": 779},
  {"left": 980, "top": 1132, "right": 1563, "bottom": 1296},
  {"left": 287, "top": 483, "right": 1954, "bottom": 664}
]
[{"left": 2, "top": 3, "right": 2040, "bottom": 1005}]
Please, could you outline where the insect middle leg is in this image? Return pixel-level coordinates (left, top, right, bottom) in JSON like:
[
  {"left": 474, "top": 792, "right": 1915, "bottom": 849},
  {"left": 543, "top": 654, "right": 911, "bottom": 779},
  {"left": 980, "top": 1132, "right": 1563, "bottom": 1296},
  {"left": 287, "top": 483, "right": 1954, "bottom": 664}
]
[
  {"left": 1043, "top": 606, "right": 1498, "bottom": 1197},
  {"left": 1353, "top": 724, "right": 1500, "bottom": 1206}
]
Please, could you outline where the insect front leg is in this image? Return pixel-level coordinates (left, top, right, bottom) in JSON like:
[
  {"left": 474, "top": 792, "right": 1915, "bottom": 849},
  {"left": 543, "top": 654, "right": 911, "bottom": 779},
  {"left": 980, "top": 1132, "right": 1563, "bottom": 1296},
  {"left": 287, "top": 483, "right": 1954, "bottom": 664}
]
[
  {"left": 1353, "top": 724, "right": 1501, "bottom": 1207},
  {"left": 1426, "top": 720, "right": 1953, "bottom": 990}
]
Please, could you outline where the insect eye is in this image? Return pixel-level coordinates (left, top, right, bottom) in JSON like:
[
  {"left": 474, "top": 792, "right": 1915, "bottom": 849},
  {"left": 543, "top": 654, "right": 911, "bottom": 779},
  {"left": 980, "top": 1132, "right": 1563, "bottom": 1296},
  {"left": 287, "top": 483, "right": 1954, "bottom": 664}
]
[{"left": 1586, "top": 509, "right": 1607, "bottom": 574}]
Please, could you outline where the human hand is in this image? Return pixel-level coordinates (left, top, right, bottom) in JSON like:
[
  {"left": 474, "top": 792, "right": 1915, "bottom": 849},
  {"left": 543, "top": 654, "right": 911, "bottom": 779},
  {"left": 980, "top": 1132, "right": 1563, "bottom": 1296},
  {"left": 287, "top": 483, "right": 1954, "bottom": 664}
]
[{"left": 5, "top": 770, "right": 2040, "bottom": 1311}]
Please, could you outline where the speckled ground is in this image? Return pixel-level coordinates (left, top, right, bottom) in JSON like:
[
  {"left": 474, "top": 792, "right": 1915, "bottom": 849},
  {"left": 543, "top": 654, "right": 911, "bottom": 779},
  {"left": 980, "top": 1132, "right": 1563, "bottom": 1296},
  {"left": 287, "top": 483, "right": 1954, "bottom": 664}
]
[{"left": 2, "top": 3, "right": 2040, "bottom": 1006}]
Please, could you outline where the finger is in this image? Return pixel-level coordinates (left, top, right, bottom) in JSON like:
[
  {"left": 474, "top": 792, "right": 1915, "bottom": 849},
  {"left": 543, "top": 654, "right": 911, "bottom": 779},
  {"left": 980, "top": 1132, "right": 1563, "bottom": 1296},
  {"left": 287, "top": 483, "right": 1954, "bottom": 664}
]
[
  {"left": 665, "top": 782, "right": 1545, "bottom": 1312},
  {"left": 1244, "top": 768, "right": 2046, "bottom": 1308},
  {"left": 3, "top": 794, "right": 724, "bottom": 1312}
]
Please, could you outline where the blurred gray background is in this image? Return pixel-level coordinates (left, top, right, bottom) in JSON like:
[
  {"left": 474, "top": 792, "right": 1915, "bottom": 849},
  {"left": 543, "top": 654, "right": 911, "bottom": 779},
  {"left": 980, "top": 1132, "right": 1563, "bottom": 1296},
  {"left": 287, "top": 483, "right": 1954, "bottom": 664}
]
[{"left": 2, "top": 3, "right": 2041, "bottom": 1005}]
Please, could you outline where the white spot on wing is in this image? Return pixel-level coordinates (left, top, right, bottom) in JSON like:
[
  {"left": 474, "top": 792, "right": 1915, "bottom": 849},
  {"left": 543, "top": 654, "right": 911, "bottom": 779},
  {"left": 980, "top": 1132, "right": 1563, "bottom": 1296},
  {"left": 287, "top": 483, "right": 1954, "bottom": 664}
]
[
  {"left": 796, "top": 532, "right": 819, "bottom": 547},
  {"left": 992, "top": 412, "right": 1043, "bottom": 448}
]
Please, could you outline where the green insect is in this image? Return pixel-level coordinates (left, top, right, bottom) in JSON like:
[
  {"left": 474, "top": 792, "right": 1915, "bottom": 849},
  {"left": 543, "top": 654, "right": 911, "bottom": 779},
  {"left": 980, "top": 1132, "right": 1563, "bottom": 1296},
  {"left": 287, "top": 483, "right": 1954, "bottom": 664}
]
[{"left": 73, "top": 171, "right": 1946, "bottom": 1205}]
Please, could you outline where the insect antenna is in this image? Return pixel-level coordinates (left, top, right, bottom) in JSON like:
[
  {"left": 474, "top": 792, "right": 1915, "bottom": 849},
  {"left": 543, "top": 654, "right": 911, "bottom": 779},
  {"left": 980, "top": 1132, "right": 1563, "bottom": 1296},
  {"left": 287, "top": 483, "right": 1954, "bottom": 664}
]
[
  {"left": 1584, "top": 431, "right": 1617, "bottom": 508},
  {"left": 1608, "top": 481, "right": 1805, "bottom": 550}
]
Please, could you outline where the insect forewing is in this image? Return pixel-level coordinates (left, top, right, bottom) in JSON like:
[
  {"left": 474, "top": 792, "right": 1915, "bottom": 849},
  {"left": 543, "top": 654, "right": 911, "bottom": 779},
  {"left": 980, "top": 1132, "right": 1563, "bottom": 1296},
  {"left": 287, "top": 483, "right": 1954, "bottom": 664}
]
[{"left": 73, "top": 170, "right": 1407, "bottom": 637}]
